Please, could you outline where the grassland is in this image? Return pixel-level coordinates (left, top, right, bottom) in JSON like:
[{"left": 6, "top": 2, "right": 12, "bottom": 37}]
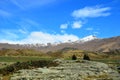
[
  {"left": 0, "top": 56, "right": 53, "bottom": 62},
  {"left": 0, "top": 49, "right": 120, "bottom": 74}
]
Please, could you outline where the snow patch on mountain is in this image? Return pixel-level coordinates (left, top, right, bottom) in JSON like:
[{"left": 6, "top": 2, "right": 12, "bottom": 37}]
[{"left": 76, "top": 35, "right": 98, "bottom": 43}]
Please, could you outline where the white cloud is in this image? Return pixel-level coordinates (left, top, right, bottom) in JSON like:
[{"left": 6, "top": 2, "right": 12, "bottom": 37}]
[
  {"left": 72, "top": 6, "right": 111, "bottom": 18},
  {"left": 0, "top": 39, "right": 17, "bottom": 44},
  {"left": 60, "top": 23, "right": 68, "bottom": 29},
  {"left": 72, "top": 21, "right": 83, "bottom": 29},
  {"left": 0, "top": 31, "right": 79, "bottom": 44}
]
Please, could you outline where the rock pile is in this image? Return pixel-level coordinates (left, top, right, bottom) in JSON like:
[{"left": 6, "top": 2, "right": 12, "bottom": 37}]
[{"left": 10, "top": 59, "right": 120, "bottom": 80}]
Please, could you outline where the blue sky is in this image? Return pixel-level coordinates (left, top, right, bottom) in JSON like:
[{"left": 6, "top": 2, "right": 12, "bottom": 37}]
[{"left": 0, "top": 0, "right": 120, "bottom": 44}]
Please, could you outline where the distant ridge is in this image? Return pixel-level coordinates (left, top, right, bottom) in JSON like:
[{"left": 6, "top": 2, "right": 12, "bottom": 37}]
[{"left": 0, "top": 36, "right": 120, "bottom": 53}]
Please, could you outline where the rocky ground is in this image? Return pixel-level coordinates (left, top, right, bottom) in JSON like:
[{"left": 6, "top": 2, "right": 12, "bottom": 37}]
[{"left": 5, "top": 59, "right": 120, "bottom": 80}]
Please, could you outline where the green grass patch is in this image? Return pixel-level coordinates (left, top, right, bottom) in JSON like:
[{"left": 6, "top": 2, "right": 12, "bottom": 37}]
[{"left": 0, "top": 56, "right": 54, "bottom": 62}]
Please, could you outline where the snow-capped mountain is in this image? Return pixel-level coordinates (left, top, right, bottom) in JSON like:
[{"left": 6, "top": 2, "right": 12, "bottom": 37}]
[
  {"left": 0, "top": 36, "right": 120, "bottom": 53},
  {"left": 76, "top": 35, "right": 98, "bottom": 43},
  {"left": 52, "top": 35, "right": 98, "bottom": 45}
]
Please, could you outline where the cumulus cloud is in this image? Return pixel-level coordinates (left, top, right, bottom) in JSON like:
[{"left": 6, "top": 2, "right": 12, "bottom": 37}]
[
  {"left": 72, "top": 6, "right": 111, "bottom": 18},
  {"left": 72, "top": 21, "right": 83, "bottom": 29},
  {"left": 60, "top": 23, "right": 68, "bottom": 29},
  {"left": 0, "top": 31, "right": 79, "bottom": 44}
]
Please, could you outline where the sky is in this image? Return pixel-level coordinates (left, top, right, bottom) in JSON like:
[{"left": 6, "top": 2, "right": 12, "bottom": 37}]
[{"left": 0, "top": 0, "right": 120, "bottom": 44}]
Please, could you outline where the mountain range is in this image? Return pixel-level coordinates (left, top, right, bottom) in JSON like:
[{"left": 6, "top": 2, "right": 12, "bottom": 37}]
[{"left": 0, "top": 35, "right": 120, "bottom": 53}]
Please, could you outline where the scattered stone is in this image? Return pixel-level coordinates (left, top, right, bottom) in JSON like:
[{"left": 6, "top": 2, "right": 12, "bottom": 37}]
[{"left": 10, "top": 59, "right": 120, "bottom": 80}]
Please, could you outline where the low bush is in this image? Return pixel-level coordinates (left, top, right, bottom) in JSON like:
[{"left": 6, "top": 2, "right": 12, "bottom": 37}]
[
  {"left": 72, "top": 54, "right": 77, "bottom": 60},
  {"left": 0, "top": 60, "right": 59, "bottom": 76},
  {"left": 83, "top": 54, "right": 90, "bottom": 60}
]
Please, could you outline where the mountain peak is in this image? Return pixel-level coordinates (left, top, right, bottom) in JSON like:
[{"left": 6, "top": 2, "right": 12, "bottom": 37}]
[{"left": 76, "top": 35, "right": 98, "bottom": 43}]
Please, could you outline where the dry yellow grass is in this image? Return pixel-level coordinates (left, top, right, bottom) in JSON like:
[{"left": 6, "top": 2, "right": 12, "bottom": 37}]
[
  {"left": 61, "top": 50, "right": 105, "bottom": 59},
  {"left": 84, "top": 73, "right": 113, "bottom": 80},
  {"left": 2, "top": 75, "right": 11, "bottom": 80},
  {"left": 0, "top": 48, "right": 120, "bottom": 61}
]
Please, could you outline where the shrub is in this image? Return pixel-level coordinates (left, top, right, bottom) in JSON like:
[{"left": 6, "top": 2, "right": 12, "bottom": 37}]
[
  {"left": 72, "top": 54, "right": 77, "bottom": 60},
  {"left": 0, "top": 60, "right": 59, "bottom": 76},
  {"left": 83, "top": 53, "right": 90, "bottom": 60}
]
